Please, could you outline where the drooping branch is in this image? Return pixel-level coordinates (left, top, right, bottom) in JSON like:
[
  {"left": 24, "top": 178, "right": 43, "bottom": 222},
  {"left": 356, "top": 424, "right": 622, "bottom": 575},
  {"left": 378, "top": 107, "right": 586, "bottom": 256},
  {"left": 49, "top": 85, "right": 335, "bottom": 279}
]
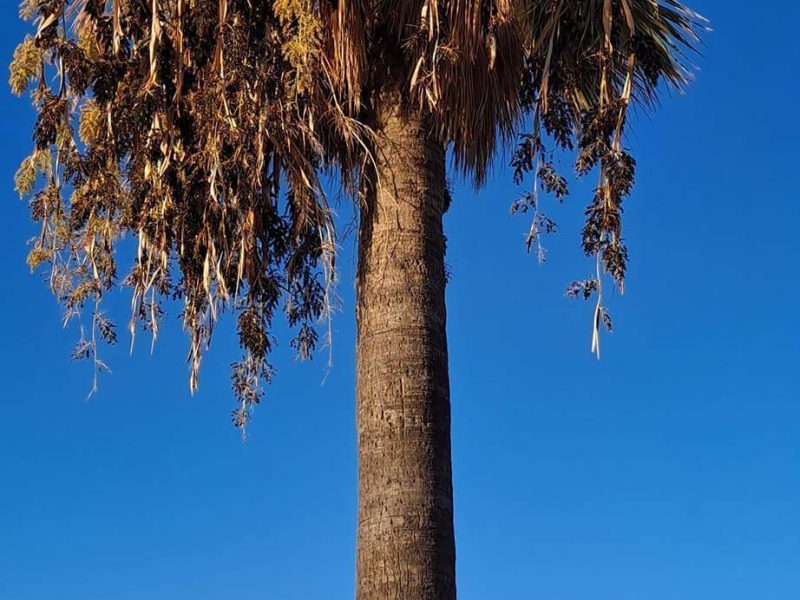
[
  {"left": 513, "top": 0, "right": 705, "bottom": 354},
  {"left": 12, "top": 0, "right": 337, "bottom": 432}
]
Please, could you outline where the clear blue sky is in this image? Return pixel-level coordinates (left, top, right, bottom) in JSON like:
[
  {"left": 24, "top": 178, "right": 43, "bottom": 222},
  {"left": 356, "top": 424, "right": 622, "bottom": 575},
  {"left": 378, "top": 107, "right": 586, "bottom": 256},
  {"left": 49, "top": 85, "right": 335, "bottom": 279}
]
[{"left": 1, "top": 2, "right": 798, "bottom": 599}]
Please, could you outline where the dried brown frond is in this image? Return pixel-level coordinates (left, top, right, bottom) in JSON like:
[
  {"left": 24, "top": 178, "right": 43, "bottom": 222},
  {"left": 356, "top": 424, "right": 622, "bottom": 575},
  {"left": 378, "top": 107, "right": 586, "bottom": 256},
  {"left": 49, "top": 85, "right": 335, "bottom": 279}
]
[
  {"left": 11, "top": 0, "right": 704, "bottom": 424},
  {"left": 513, "top": 0, "right": 705, "bottom": 354},
  {"left": 13, "top": 0, "right": 337, "bottom": 433}
]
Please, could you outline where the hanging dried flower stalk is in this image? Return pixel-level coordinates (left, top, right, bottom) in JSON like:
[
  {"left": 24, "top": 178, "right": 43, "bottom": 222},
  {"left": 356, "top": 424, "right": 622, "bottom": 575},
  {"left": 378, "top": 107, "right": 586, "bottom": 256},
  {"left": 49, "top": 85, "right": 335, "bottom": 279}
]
[
  {"left": 512, "top": 0, "right": 705, "bottom": 355},
  {"left": 11, "top": 0, "right": 339, "bottom": 433}
]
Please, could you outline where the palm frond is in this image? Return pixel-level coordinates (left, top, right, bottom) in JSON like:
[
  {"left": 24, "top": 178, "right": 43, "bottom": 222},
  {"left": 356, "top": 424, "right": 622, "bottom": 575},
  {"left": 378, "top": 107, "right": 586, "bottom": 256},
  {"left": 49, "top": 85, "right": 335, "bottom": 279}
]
[
  {"left": 10, "top": 0, "right": 707, "bottom": 419},
  {"left": 512, "top": 0, "right": 706, "bottom": 355}
]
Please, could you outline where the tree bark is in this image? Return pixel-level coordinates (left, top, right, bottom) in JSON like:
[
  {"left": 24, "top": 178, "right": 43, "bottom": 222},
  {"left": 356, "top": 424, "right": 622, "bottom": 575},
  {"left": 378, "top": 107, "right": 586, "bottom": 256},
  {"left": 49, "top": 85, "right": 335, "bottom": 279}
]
[{"left": 355, "top": 97, "right": 456, "bottom": 599}]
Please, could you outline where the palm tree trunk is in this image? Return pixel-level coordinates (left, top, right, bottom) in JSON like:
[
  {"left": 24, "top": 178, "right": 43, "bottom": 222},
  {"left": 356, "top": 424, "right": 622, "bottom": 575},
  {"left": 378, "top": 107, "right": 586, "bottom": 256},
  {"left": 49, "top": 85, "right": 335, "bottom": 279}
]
[{"left": 355, "top": 97, "right": 456, "bottom": 599}]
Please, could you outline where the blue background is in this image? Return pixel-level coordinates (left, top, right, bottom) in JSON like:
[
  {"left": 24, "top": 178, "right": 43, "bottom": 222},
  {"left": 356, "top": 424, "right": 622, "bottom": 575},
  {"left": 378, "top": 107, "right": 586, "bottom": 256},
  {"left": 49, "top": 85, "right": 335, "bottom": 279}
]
[{"left": 1, "top": 1, "right": 798, "bottom": 598}]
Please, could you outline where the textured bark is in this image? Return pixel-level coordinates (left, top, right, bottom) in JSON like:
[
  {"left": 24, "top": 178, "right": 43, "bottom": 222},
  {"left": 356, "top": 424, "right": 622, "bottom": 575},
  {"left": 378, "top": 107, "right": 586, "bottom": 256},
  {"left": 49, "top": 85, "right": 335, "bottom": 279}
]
[{"left": 355, "top": 97, "right": 456, "bottom": 599}]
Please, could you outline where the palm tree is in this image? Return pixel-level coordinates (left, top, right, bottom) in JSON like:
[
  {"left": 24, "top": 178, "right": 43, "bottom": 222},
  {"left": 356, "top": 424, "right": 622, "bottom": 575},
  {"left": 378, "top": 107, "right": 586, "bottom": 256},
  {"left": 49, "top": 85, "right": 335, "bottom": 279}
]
[{"left": 11, "top": 1, "right": 703, "bottom": 597}]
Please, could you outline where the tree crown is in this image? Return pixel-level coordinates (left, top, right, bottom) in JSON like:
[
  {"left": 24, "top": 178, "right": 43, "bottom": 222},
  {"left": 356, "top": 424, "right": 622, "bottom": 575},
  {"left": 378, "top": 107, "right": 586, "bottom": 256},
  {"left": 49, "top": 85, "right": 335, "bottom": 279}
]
[{"left": 10, "top": 0, "right": 704, "bottom": 430}]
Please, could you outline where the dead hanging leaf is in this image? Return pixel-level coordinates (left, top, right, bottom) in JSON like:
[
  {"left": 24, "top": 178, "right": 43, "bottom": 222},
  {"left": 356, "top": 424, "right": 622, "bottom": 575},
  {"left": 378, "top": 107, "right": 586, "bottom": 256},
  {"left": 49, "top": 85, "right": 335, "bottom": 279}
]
[
  {"left": 620, "top": 0, "right": 635, "bottom": 35},
  {"left": 112, "top": 0, "right": 122, "bottom": 54},
  {"left": 602, "top": 0, "right": 613, "bottom": 51},
  {"left": 145, "top": 0, "right": 162, "bottom": 90},
  {"left": 35, "top": 3, "right": 64, "bottom": 40}
]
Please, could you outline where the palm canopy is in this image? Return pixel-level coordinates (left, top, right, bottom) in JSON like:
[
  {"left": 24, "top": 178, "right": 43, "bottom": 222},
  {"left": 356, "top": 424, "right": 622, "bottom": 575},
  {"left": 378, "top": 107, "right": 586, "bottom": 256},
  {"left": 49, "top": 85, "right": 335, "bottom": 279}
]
[{"left": 10, "top": 0, "right": 703, "bottom": 426}]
